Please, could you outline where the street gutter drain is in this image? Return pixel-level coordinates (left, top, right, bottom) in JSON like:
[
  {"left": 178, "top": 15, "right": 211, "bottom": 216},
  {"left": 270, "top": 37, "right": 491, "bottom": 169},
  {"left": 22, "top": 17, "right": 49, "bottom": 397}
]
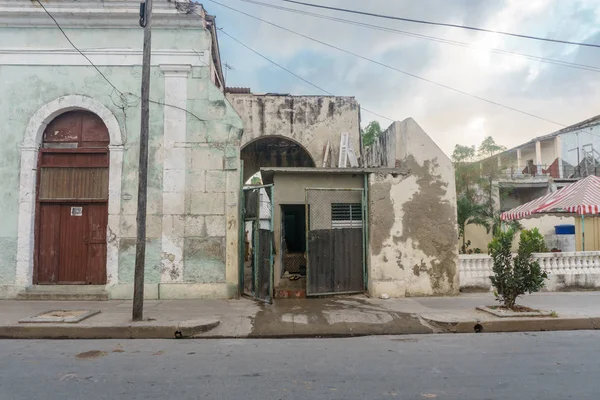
[{"left": 18, "top": 310, "right": 101, "bottom": 324}]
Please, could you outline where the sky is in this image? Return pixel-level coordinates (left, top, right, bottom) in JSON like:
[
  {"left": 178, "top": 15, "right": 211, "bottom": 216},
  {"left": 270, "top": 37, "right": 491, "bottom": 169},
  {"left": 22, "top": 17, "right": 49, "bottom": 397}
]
[{"left": 208, "top": 0, "right": 600, "bottom": 156}]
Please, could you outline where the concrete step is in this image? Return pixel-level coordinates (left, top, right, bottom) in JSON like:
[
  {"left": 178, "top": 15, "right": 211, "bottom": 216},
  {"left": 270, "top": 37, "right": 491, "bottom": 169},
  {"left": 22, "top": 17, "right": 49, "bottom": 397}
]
[{"left": 17, "top": 285, "right": 109, "bottom": 301}]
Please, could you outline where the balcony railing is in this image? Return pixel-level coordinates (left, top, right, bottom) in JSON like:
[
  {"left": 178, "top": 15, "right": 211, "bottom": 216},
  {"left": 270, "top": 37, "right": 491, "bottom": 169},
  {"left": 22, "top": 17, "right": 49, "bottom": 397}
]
[{"left": 500, "top": 164, "right": 600, "bottom": 180}]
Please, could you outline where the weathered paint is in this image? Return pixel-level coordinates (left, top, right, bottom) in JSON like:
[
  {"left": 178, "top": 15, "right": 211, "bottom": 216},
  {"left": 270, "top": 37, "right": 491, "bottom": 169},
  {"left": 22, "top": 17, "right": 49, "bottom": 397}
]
[
  {"left": 0, "top": 1, "right": 244, "bottom": 299},
  {"left": 367, "top": 118, "right": 459, "bottom": 297},
  {"left": 226, "top": 93, "right": 360, "bottom": 179}
]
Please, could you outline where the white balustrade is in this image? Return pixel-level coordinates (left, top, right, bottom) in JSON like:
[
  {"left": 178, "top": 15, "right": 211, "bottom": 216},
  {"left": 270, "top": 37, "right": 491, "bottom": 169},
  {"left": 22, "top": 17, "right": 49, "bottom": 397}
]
[{"left": 458, "top": 251, "right": 600, "bottom": 291}]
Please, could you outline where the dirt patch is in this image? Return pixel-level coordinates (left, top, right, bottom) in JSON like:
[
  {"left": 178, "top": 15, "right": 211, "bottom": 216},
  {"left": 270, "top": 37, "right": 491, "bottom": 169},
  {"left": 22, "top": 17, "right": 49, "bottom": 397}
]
[
  {"left": 76, "top": 350, "right": 107, "bottom": 360},
  {"left": 489, "top": 305, "right": 537, "bottom": 313}
]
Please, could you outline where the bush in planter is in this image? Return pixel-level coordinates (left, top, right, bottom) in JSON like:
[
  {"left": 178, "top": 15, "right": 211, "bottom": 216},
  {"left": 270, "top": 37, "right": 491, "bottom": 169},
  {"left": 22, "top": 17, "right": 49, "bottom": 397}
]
[{"left": 488, "top": 228, "right": 548, "bottom": 309}]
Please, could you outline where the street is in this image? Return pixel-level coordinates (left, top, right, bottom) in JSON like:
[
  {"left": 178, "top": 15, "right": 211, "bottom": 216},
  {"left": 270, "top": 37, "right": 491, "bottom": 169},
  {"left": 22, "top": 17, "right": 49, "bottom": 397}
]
[{"left": 1, "top": 332, "right": 599, "bottom": 400}]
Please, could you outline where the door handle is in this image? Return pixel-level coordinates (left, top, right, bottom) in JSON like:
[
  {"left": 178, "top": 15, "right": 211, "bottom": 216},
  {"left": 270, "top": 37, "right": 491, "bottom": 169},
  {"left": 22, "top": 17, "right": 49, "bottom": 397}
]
[{"left": 83, "top": 237, "right": 88, "bottom": 244}]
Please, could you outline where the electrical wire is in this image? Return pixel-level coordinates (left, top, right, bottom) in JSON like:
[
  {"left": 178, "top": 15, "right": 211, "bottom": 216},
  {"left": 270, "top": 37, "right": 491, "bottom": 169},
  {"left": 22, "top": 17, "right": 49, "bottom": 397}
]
[
  {"left": 238, "top": 0, "right": 600, "bottom": 73},
  {"left": 35, "top": 0, "right": 208, "bottom": 122},
  {"left": 208, "top": 0, "right": 579, "bottom": 129},
  {"left": 279, "top": 0, "right": 600, "bottom": 49},
  {"left": 216, "top": 28, "right": 393, "bottom": 121}
]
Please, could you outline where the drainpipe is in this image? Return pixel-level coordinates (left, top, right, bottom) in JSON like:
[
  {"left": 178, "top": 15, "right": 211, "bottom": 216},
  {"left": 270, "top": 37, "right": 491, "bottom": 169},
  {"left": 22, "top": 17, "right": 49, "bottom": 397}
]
[{"left": 363, "top": 173, "right": 370, "bottom": 290}]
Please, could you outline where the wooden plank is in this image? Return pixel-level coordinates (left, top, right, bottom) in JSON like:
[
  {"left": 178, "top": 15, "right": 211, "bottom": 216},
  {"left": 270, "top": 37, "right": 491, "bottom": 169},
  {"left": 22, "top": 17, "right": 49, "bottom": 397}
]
[
  {"left": 322, "top": 141, "right": 331, "bottom": 167},
  {"left": 37, "top": 204, "right": 61, "bottom": 284},
  {"left": 257, "top": 229, "right": 272, "bottom": 302},
  {"left": 81, "top": 112, "right": 110, "bottom": 145},
  {"left": 86, "top": 203, "right": 108, "bottom": 284},
  {"left": 43, "top": 111, "right": 82, "bottom": 143},
  {"left": 58, "top": 205, "right": 88, "bottom": 284},
  {"left": 338, "top": 132, "right": 349, "bottom": 168}
]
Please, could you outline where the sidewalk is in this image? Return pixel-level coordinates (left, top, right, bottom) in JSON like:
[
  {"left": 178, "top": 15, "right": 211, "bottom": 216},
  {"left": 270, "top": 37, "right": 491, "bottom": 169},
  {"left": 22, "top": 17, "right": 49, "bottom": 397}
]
[{"left": 1, "top": 292, "right": 600, "bottom": 339}]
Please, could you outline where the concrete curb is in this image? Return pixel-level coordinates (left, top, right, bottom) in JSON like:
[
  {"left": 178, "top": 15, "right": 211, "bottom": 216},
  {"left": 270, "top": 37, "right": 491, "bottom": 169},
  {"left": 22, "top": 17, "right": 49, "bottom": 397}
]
[
  {"left": 0, "top": 319, "right": 220, "bottom": 339},
  {"left": 422, "top": 316, "right": 600, "bottom": 334}
]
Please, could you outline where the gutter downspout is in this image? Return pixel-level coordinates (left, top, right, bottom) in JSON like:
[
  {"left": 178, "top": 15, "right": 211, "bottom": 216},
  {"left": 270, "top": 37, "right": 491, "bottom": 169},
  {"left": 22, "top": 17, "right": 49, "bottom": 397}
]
[{"left": 363, "top": 173, "right": 369, "bottom": 290}]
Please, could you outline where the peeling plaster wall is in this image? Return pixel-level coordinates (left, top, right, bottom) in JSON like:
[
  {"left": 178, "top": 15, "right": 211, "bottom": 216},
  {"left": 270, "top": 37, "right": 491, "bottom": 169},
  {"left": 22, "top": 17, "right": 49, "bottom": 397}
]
[
  {"left": 367, "top": 119, "right": 459, "bottom": 297},
  {"left": 0, "top": 11, "right": 243, "bottom": 298},
  {"left": 226, "top": 94, "right": 360, "bottom": 174}
]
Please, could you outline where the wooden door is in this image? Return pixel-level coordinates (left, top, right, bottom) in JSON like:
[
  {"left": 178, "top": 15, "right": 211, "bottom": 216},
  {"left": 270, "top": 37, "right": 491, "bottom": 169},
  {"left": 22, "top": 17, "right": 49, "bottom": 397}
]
[
  {"left": 58, "top": 205, "right": 89, "bottom": 284},
  {"left": 35, "top": 110, "right": 109, "bottom": 285}
]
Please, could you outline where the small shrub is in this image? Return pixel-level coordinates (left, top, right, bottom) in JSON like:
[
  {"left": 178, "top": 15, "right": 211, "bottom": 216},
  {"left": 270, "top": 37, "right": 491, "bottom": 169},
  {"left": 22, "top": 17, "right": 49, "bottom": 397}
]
[{"left": 488, "top": 228, "right": 548, "bottom": 309}]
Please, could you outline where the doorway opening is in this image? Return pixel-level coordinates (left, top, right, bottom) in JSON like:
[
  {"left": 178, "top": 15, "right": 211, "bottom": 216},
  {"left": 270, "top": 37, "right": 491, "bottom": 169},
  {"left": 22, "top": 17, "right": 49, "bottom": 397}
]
[
  {"left": 281, "top": 204, "right": 307, "bottom": 281},
  {"left": 34, "top": 110, "right": 109, "bottom": 285}
]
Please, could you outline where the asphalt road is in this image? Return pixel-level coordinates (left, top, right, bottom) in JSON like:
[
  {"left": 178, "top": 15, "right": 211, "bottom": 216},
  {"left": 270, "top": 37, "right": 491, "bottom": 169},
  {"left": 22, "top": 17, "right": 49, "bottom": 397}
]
[{"left": 1, "top": 331, "right": 599, "bottom": 400}]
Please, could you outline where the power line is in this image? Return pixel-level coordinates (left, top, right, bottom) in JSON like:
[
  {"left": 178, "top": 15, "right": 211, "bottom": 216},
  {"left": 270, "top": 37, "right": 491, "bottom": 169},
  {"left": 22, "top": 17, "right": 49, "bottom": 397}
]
[
  {"left": 208, "top": 0, "right": 577, "bottom": 129},
  {"left": 35, "top": 0, "right": 208, "bottom": 122},
  {"left": 238, "top": 0, "right": 600, "bottom": 73},
  {"left": 216, "top": 28, "right": 393, "bottom": 121},
  {"left": 279, "top": 0, "right": 600, "bottom": 49}
]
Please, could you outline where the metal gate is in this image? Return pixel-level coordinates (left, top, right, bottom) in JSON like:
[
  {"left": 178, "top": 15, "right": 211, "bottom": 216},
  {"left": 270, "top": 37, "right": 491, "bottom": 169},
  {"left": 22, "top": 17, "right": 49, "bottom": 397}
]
[
  {"left": 305, "top": 188, "right": 366, "bottom": 296},
  {"left": 241, "top": 185, "right": 274, "bottom": 303}
]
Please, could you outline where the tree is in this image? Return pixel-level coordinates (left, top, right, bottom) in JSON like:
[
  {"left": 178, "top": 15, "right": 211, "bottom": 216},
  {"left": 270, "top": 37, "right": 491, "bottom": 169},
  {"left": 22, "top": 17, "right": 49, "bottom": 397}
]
[
  {"left": 477, "top": 136, "right": 506, "bottom": 217},
  {"left": 457, "top": 195, "right": 490, "bottom": 253},
  {"left": 452, "top": 144, "right": 478, "bottom": 201},
  {"left": 362, "top": 121, "right": 382, "bottom": 147},
  {"left": 488, "top": 228, "right": 548, "bottom": 309}
]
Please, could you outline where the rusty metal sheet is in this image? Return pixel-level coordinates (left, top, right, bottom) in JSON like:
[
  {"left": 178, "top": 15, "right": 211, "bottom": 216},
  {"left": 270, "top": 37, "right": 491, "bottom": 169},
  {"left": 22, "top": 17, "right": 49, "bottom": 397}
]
[
  {"left": 39, "top": 167, "right": 108, "bottom": 200},
  {"left": 307, "top": 228, "right": 363, "bottom": 295}
]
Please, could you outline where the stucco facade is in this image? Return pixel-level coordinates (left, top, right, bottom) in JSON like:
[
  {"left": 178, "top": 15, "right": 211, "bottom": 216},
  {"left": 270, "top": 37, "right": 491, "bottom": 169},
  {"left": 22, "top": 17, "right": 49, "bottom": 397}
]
[
  {"left": 226, "top": 92, "right": 361, "bottom": 181},
  {"left": 365, "top": 119, "right": 459, "bottom": 296},
  {"left": 0, "top": 0, "right": 243, "bottom": 299}
]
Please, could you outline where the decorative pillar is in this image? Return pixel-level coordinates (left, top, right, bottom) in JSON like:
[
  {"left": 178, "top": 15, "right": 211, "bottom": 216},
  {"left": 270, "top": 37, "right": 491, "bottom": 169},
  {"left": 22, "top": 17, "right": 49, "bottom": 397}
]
[
  {"left": 535, "top": 140, "right": 542, "bottom": 172},
  {"left": 15, "top": 145, "right": 39, "bottom": 287},
  {"left": 159, "top": 64, "right": 191, "bottom": 283},
  {"left": 106, "top": 145, "right": 124, "bottom": 285},
  {"left": 555, "top": 136, "right": 563, "bottom": 178}
]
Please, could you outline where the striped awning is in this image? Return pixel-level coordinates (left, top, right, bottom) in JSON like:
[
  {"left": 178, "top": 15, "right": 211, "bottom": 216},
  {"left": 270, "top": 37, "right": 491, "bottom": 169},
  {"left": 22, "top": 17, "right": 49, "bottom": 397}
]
[
  {"left": 536, "top": 175, "right": 600, "bottom": 215},
  {"left": 501, "top": 175, "right": 600, "bottom": 220},
  {"left": 500, "top": 191, "right": 557, "bottom": 221}
]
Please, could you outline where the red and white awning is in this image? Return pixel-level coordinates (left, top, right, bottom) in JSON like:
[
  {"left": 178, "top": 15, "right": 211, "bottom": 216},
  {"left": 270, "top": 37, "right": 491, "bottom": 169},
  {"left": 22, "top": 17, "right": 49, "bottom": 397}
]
[
  {"left": 501, "top": 175, "right": 600, "bottom": 221},
  {"left": 536, "top": 175, "right": 600, "bottom": 215},
  {"left": 501, "top": 191, "right": 557, "bottom": 221}
]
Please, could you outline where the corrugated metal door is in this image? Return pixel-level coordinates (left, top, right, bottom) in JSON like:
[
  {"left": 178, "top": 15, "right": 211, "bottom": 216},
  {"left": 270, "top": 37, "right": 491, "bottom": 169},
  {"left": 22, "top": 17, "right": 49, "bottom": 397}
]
[
  {"left": 305, "top": 188, "right": 365, "bottom": 296},
  {"left": 35, "top": 111, "right": 109, "bottom": 285}
]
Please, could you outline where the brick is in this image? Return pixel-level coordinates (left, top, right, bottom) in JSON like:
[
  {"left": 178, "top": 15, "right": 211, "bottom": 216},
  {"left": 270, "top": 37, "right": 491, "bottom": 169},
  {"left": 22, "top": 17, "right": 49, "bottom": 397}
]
[
  {"left": 206, "top": 215, "right": 226, "bottom": 237},
  {"left": 190, "top": 192, "right": 225, "bottom": 215},
  {"left": 163, "top": 169, "right": 186, "bottom": 193},
  {"left": 164, "top": 147, "right": 187, "bottom": 170},
  {"left": 186, "top": 171, "right": 205, "bottom": 192},
  {"left": 162, "top": 192, "right": 185, "bottom": 215},
  {"left": 184, "top": 215, "right": 206, "bottom": 237},
  {"left": 189, "top": 147, "right": 223, "bottom": 171},
  {"left": 206, "top": 170, "right": 227, "bottom": 192}
]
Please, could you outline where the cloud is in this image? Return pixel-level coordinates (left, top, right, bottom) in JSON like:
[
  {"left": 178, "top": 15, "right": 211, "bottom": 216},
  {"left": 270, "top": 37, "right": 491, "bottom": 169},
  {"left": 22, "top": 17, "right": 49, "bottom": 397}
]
[{"left": 213, "top": 0, "right": 600, "bottom": 154}]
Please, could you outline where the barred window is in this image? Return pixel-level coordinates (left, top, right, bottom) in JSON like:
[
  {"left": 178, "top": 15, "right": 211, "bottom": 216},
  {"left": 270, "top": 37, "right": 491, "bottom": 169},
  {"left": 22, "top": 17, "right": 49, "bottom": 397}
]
[{"left": 331, "top": 203, "right": 362, "bottom": 229}]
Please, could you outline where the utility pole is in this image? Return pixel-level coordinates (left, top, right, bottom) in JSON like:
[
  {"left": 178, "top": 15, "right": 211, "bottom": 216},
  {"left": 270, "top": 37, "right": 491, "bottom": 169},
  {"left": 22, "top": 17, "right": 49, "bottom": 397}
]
[{"left": 133, "top": 0, "right": 153, "bottom": 321}]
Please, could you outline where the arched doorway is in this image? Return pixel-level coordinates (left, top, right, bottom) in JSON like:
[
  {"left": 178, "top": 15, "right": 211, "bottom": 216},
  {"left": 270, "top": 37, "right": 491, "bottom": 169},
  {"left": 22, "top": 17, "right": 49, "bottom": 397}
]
[
  {"left": 35, "top": 110, "right": 110, "bottom": 284},
  {"left": 241, "top": 136, "right": 316, "bottom": 183}
]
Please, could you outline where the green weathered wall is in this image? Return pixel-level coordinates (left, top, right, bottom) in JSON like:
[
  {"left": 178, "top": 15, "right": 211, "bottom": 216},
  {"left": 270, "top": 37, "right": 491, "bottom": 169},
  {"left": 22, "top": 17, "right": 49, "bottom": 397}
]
[{"left": 0, "top": 24, "right": 242, "bottom": 288}]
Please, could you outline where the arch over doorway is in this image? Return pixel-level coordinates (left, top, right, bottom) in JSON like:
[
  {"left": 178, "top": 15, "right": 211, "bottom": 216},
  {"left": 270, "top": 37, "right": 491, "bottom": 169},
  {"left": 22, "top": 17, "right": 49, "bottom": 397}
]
[
  {"left": 241, "top": 136, "right": 316, "bottom": 183},
  {"left": 16, "top": 95, "right": 124, "bottom": 287}
]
